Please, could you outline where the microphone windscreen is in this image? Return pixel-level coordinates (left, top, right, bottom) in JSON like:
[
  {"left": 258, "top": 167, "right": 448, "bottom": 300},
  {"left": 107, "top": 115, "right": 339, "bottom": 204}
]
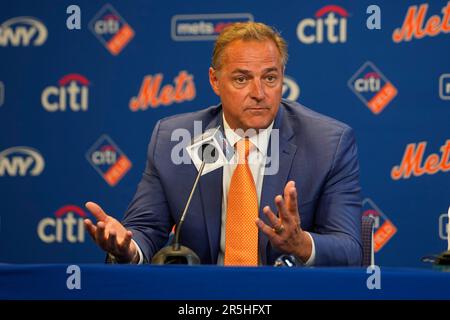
[
  {"left": 198, "top": 143, "right": 219, "bottom": 164},
  {"left": 186, "top": 126, "right": 233, "bottom": 175}
]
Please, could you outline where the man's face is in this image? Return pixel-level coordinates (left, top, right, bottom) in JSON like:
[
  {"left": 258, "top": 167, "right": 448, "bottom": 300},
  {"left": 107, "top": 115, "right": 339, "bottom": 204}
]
[{"left": 209, "top": 39, "right": 284, "bottom": 131}]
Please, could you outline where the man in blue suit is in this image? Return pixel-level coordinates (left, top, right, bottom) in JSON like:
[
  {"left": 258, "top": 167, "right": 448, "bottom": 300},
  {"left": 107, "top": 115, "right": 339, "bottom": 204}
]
[{"left": 84, "top": 22, "right": 362, "bottom": 266}]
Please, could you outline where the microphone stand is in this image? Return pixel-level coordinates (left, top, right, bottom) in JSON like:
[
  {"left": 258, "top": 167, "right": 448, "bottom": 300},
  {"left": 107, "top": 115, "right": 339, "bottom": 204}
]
[
  {"left": 152, "top": 127, "right": 221, "bottom": 265},
  {"left": 151, "top": 160, "right": 206, "bottom": 265}
]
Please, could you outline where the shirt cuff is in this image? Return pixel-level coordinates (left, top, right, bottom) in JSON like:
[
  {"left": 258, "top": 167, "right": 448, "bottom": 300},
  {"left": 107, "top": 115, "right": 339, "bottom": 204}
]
[
  {"left": 303, "top": 232, "right": 316, "bottom": 266},
  {"left": 132, "top": 239, "right": 144, "bottom": 264}
]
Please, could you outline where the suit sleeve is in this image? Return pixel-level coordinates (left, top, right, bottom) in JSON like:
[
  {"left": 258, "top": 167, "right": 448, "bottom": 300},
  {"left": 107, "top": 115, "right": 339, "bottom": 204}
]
[
  {"left": 121, "top": 120, "right": 174, "bottom": 262},
  {"left": 309, "top": 127, "right": 363, "bottom": 266}
]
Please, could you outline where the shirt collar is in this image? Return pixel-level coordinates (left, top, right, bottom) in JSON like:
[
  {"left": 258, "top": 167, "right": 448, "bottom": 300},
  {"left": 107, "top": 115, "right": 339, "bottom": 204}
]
[{"left": 222, "top": 113, "right": 274, "bottom": 156}]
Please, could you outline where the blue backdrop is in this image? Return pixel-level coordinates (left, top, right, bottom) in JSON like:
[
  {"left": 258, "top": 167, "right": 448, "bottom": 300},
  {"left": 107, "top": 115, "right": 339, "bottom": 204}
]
[{"left": 1, "top": 0, "right": 449, "bottom": 266}]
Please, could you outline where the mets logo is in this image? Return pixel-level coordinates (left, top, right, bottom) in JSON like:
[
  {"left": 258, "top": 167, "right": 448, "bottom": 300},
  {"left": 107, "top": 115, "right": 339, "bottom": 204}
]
[
  {"left": 86, "top": 135, "right": 132, "bottom": 186},
  {"left": 348, "top": 61, "right": 398, "bottom": 115},
  {"left": 129, "top": 70, "right": 196, "bottom": 111},
  {"left": 393, "top": 2, "right": 450, "bottom": 43},
  {"left": 89, "top": 4, "right": 134, "bottom": 55},
  {"left": 363, "top": 198, "right": 397, "bottom": 252},
  {"left": 391, "top": 140, "right": 450, "bottom": 180}
]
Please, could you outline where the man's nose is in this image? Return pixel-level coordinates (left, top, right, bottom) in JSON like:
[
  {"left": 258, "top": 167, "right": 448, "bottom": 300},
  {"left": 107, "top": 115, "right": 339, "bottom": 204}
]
[{"left": 249, "top": 79, "right": 265, "bottom": 101}]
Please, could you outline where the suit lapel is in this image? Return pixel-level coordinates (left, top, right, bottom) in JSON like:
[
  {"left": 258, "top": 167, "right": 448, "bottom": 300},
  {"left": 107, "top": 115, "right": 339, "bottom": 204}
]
[{"left": 259, "top": 104, "right": 297, "bottom": 264}]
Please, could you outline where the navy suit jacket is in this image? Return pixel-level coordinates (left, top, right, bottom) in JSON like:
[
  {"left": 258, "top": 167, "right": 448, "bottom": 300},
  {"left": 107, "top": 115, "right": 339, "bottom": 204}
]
[{"left": 123, "top": 99, "right": 362, "bottom": 266}]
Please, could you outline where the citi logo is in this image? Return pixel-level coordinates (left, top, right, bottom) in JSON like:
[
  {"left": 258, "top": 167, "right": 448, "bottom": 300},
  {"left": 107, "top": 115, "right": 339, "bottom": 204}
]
[
  {"left": 91, "top": 145, "right": 117, "bottom": 165},
  {"left": 0, "top": 146, "right": 44, "bottom": 177},
  {"left": 41, "top": 74, "right": 89, "bottom": 112},
  {"left": 297, "top": 5, "right": 349, "bottom": 44},
  {"left": 282, "top": 76, "right": 300, "bottom": 101},
  {"left": 86, "top": 135, "right": 132, "bottom": 186},
  {"left": 89, "top": 4, "right": 134, "bottom": 55},
  {"left": 0, "top": 16, "right": 47, "bottom": 47},
  {"left": 129, "top": 70, "right": 196, "bottom": 111},
  {"left": 94, "top": 14, "right": 120, "bottom": 35},
  {"left": 37, "top": 205, "right": 87, "bottom": 243},
  {"left": 348, "top": 61, "right": 398, "bottom": 115},
  {"left": 354, "top": 72, "right": 381, "bottom": 93}
]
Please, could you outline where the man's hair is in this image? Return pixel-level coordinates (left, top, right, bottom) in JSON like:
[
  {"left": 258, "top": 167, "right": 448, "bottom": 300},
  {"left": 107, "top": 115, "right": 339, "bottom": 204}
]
[{"left": 211, "top": 22, "right": 288, "bottom": 70}]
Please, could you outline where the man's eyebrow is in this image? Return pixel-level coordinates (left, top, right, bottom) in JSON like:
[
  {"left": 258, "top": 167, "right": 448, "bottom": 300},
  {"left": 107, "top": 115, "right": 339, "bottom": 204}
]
[
  {"left": 230, "top": 67, "right": 280, "bottom": 75},
  {"left": 231, "top": 69, "right": 252, "bottom": 75},
  {"left": 262, "top": 67, "right": 279, "bottom": 73}
]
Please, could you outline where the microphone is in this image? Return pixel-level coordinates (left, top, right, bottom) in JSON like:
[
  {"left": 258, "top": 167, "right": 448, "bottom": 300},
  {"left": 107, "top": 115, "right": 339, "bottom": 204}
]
[
  {"left": 152, "top": 126, "right": 228, "bottom": 265},
  {"left": 273, "top": 254, "right": 304, "bottom": 267}
]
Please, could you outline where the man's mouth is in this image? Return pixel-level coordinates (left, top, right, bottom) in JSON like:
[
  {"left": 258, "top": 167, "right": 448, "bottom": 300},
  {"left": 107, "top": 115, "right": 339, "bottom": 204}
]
[{"left": 245, "top": 106, "right": 270, "bottom": 111}]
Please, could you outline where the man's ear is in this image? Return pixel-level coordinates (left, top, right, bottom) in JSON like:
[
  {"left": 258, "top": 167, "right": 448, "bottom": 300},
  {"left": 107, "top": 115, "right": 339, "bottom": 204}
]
[{"left": 209, "top": 67, "right": 220, "bottom": 96}]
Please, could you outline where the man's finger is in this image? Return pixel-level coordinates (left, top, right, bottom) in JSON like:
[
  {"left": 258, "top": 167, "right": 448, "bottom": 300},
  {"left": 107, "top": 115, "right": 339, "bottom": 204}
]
[
  {"left": 85, "top": 201, "right": 108, "bottom": 222},
  {"left": 84, "top": 219, "right": 97, "bottom": 241},
  {"left": 275, "top": 195, "right": 292, "bottom": 223},
  {"left": 285, "top": 181, "right": 299, "bottom": 213},
  {"left": 255, "top": 218, "right": 278, "bottom": 241},
  {"left": 262, "top": 206, "right": 281, "bottom": 228},
  {"left": 107, "top": 230, "right": 118, "bottom": 254},
  {"left": 95, "top": 221, "right": 107, "bottom": 250},
  {"left": 118, "top": 231, "right": 133, "bottom": 252}
]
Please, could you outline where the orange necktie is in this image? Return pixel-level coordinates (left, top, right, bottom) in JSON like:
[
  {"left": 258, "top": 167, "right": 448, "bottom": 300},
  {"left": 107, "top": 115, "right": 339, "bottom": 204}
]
[{"left": 224, "top": 138, "right": 259, "bottom": 266}]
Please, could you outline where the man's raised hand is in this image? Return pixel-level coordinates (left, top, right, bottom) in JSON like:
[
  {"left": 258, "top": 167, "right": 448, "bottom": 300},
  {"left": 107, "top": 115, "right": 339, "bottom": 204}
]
[{"left": 84, "top": 201, "right": 138, "bottom": 263}]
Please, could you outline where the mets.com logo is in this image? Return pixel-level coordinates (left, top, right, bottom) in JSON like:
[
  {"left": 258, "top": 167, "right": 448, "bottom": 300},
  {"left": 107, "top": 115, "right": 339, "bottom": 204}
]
[
  {"left": 41, "top": 74, "right": 89, "bottom": 112},
  {"left": 89, "top": 4, "right": 135, "bottom": 55},
  {"left": 171, "top": 13, "right": 253, "bottom": 41},
  {"left": 86, "top": 135, "right": 132, "bottom": 186},
  {"left": 0, "top": 146, "right": 44, "bottom": 177},
  {"left": 0, "top": 16, "right": 47, "bottom": 47},
  {"left": 37, "top": 205, "right": 87, "bottom": 243},
  {"left": 348, "top": 61, "right": 398, "bottom": 115},
  {"left": 297, "top": 5, "right": 349, "bottom": 44}
]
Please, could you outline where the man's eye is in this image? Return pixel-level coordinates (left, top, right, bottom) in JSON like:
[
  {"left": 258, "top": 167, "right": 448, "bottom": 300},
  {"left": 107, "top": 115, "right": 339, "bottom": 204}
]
[
  {"left": 235, "top": 77, "right": 247, "bottom": 84},
  {"left": 266, "top": 75, "right": 277, "bottom": 82}
]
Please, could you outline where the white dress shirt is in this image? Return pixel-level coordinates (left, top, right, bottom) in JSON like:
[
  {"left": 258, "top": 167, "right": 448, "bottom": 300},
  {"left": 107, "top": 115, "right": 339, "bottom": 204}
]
[{"left": 216, "top": 115, "right": 315, "bottom": 266}]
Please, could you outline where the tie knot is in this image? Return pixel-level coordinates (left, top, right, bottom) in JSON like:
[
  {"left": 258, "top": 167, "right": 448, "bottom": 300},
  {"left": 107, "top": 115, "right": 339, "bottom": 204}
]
[{"left": 236, "top": 138, "right": 251, "bottom": 162}]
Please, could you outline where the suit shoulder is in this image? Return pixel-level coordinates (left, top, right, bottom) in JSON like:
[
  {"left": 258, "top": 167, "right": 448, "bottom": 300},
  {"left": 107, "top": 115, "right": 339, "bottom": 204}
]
[
  {"left": 282, "top": 100, "right": 352, "bottom": 133},
  {"left": 157, "top": 105, "right": 221, "bottom": 130}
]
